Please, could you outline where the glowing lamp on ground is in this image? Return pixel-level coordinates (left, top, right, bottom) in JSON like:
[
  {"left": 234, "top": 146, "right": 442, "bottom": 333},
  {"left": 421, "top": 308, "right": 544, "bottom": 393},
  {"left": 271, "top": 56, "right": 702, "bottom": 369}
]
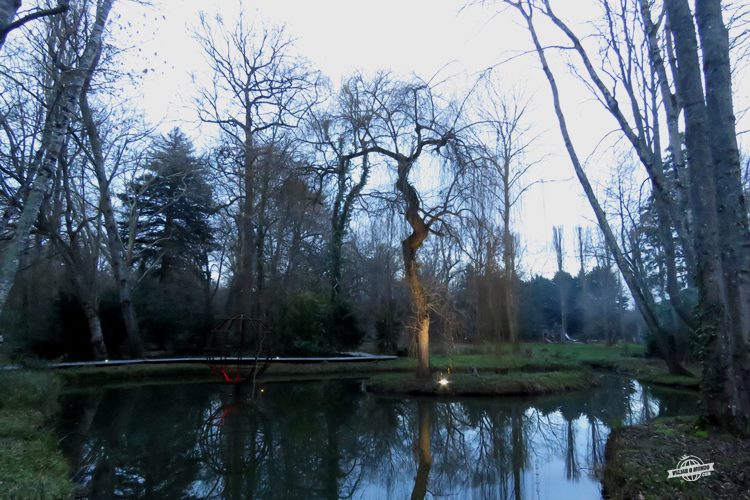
[{"left": 438, "top": 378, "right": 450, "bottom": 387}]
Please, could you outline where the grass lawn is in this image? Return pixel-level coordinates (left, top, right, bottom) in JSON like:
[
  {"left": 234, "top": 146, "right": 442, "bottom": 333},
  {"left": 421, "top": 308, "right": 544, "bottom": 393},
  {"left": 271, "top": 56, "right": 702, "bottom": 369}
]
[{"left": 0, "top": 370, "right": 72, "bottom": 499}]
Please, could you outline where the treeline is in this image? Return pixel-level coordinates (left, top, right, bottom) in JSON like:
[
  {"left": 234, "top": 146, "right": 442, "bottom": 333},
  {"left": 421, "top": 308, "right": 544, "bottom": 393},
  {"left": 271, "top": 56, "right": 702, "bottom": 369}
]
[
  {"left": 1, "top": 124, "right": 631, "bottom": 359},
  {"left": 0, "top": 2, "right": 633, "bottom": 362}
]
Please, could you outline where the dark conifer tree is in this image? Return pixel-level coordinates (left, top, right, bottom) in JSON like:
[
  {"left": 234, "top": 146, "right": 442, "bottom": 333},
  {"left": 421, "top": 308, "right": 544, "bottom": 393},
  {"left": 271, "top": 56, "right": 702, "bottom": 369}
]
[{"left": 123, "top": 129, "right": 214, "bottom": 283}]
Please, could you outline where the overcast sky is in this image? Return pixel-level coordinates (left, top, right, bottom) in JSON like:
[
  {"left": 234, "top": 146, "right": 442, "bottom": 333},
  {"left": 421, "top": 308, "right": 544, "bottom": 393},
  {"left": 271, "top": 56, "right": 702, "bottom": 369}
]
[{"left": 111, "top": 0, "right": 750, "bottom": 278}]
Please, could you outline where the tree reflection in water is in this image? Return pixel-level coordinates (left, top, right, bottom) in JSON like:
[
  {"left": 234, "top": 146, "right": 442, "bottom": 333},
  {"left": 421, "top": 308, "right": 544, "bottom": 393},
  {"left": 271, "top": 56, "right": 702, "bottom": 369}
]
[
  {"left": 58, "top": 375, "right": 698, "bottom": 499},
  {"left": 410, "top": 399, "right": 432, "bottom": 500},
  {"left": 197, "top": 384, "right": 269, "bottom": 498}
]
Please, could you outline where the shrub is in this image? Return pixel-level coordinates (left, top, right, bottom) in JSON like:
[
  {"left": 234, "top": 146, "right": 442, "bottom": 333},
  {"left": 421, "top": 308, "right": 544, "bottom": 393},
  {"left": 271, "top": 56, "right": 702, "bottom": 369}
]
[
  {"left": 328, "top": 300, "right": 365, "bottom": 350},
  {"left": 276, "top": 291, "right": 328, "bottom": 355}
]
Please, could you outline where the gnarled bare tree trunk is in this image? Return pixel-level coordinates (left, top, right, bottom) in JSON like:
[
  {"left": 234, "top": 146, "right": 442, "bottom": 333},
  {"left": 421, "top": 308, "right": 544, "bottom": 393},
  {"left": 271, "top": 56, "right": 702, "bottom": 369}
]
[{"left": 398, "top": 160, "right": 431, "bottom": 379}]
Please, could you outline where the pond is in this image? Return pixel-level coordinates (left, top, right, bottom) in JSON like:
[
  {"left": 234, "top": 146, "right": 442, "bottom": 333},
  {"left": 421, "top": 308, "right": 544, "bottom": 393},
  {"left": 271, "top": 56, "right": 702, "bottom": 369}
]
[{"left": 57, "top": 375, "right": 699, "bottom": 499}]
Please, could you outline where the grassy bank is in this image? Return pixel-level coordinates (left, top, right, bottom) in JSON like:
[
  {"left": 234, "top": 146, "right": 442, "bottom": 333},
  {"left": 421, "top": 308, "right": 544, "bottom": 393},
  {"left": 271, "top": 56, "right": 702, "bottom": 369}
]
[
  {"left": 0, "top": 370, "right": 72, "bottom": 499},
  {"left": 52, "top": 343, "right": 700, "bottom": 391},
  {"left": 56, "top": 362, "right": 214, "bottom": 387},
  {"left": 366, "top": 370, "right": 593, "bottom": 396},
  {"left": 602, "top": 417, "right": 750, "bottom": 499}
]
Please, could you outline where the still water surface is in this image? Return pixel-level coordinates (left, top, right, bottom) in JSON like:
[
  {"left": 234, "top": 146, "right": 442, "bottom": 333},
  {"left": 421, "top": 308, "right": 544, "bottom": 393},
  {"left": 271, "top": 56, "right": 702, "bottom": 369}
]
[{"left": 58, "top": 375, "right": 698, "bottom": 499}]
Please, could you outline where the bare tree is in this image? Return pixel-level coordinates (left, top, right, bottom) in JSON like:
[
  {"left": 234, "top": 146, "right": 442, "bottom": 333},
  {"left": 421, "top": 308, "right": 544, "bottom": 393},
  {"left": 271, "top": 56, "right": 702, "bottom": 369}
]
[
  {"left": 470, "top": 86, "right": 539, "bottom": 351},
  {"left": 78, "top": 70, "right": 144, "bottom": 356},
  {"left": 0, "top": 0, "right": 115, "bottom": 312},
  {"left": 37, "top": 135, "right": 108, "bottom": 358},
  {"left": 304, "top": 73, "right": 379, "bottom": 303},
  {"left": 194, "top": 13, "right": 320, "bottom": 323},
  {"left": 502, "top": 0, "right": 690, "bottom": 376},
  {"left": 505, "top": 0, "right": 750, "bottom": 429},
  {"left": 360, "top": 76, "right": 467, "bottom": 379}
]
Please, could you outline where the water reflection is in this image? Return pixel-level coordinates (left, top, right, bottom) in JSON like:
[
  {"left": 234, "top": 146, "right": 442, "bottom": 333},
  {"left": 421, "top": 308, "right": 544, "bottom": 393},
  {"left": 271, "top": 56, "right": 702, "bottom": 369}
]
[
  {"left": 411, "top": 400, "right": 431, "bottom": 500},
  {"left": 58, "top": 375, "right": 698, "bottom": 499}
]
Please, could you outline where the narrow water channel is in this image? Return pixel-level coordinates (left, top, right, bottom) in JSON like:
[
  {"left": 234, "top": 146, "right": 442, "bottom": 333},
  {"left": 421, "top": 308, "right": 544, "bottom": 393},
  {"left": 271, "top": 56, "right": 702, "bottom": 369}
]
[{"left": 57, "top": 375, "right": 698, "bottom": 499}]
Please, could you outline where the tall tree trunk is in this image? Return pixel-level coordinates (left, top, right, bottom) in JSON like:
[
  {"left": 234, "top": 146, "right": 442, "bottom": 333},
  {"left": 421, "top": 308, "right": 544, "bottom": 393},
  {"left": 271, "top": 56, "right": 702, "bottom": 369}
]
[
  {"left": 228, "top": 124, "right": 256, "bottom": 319},
  {"left": 329, "top": 153, "right": 370, "bottom": 303},
  {"left": 504, "top": 273, "right": 518, "bottom": 351},
  {"left": 253, "top": 169, "right": 270, "bottom": 326},
  {"left": 398, "top": 160, "right": 431, "bottom": 380},
  {"left": 576, "top": 227, "right": 590, "bottom": 340},
  {"left": 57, "top": 238, "right": 108, "bottom": 360},
  {"left": 403, "top": 237, "right": 430, "bottom": 379},
  {"left": 80, "top": 88, "right": 142, "bottom": 357},
  {"left": 559, "top": 285, "right": 568, "bottom": 343},
  {"left": 666, "top": 0, "right": 750, "bottom": 431},
  {"left": 503, "top": 230, "right": 518, "bottom": 352},
  {"left": 640, "top": 0, "right": 697, "bottom": 283},
  {"left": 329, "top": 158, "right": 347, "bottom": 303},
  {"left": 696, "top": 0, "right": 750, "bottom": 430},
  {"left": 502, "top": 161, "right": 519, "bottom": 352},
  {"left": 553, "top": 227, "right": 567, "bottom": 343},
  {"left": 0, "top": 0, "right": 115, "bottom": 312},
  {"left": 82, "top": 300, "right": 107, "bottom": 360},
  {"left": 329, "top": 220, "right": 344, "bottom": 302}
]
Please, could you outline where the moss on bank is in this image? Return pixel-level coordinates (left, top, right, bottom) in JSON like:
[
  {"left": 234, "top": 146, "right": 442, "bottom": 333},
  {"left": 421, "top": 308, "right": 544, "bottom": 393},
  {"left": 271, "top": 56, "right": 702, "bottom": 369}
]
[
  {"left": 366, "top": 370, "right": 593, "bottom": 396},
  {"left": 0, "top": 371, "right": 72, "bottom": 499},
  {"left": 603, "top": 416, "right": 750, "bottom": 499}
]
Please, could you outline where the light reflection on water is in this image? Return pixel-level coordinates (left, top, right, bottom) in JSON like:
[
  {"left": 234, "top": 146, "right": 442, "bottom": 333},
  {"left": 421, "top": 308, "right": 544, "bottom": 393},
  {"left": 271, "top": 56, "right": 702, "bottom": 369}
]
[{"left": 58, "top": 375, "right": 698, "bottom": 499}]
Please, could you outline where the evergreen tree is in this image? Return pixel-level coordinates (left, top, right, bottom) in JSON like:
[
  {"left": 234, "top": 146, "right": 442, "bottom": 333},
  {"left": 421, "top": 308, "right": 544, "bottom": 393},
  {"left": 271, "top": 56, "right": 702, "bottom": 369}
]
[
  {"left": 122, "top": 129, "right": 214, "bottom": 283},
  {"left": 119, "top": 129, "right": 216, "bottom": 351}
]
